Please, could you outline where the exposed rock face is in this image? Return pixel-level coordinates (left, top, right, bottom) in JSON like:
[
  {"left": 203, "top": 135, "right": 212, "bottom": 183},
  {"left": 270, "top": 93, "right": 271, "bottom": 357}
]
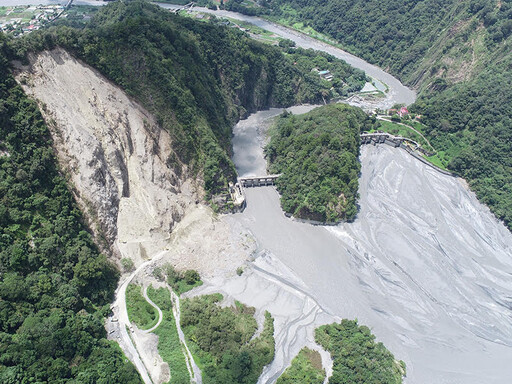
[{"left": 15, "top": 48, "right": 198, "bottom": 262}]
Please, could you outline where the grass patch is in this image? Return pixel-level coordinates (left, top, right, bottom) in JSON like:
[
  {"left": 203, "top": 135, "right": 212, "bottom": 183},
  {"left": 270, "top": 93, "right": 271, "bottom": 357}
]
[
  {"left": 174, "top": 279, "right": 203, "bottom": 295},
  {"left": 276, "top": 347, "right": 325, "bottom": 384},
  {"left": 424, "top": 153, "right": 448, "bottom": 170},
  {"left": 126, "top": 283, "right": 158, "bottom": 330},
  {"left": 147, "top": 286, "right": 190, "bottom": 384},
  {"left": 181, "top": 294, "right": 275, "bottom": 383}
]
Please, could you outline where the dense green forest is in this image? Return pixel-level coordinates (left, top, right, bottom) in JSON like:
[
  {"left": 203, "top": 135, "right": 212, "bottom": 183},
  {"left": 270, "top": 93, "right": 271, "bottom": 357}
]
[
  {"left": 276, "top": 347, "right": 325, "bottom": 384},
  {"left": 0, "top": 34, "right": 140, "bottom": 383},
  {"left": 13, "top": 0, "right": 364, "bottom": 198},
  {"left": 266, "top": 104, "right": 376, "bottom": 222},
  {"left": 315, "top": 320, "right": 405, "bottom": 384},
  {"left": 256, "top": 0, "right": 512, "bottom": 230},
  {"left": 181, "top": 294, "right": 275, "bottom": 383}
]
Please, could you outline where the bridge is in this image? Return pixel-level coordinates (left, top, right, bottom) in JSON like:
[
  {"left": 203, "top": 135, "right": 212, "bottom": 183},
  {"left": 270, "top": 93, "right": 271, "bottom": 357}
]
[{"left": 229, "top": 175, "right": 280, "bottom": 210}]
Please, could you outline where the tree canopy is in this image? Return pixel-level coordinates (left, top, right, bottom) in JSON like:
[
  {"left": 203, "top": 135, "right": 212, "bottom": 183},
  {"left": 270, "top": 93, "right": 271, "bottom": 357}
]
[
  {"left": 0, "top": 33, "right": 141, "bottom": 383},
  {"left": 266, "top": 104, "right": 376, "bottom": 222}
]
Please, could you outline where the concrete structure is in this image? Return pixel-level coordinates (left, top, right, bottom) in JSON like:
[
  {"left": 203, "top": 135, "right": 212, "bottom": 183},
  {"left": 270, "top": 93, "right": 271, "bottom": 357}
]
[
  {"left": 361, "top": 132, "right": 454, "bottom": 176},
  {"left": 238, "top": 174, "right": 281, "bottom": 188},
  {"left": 360, "top": 132, "right": 420, "bottom": 150}
]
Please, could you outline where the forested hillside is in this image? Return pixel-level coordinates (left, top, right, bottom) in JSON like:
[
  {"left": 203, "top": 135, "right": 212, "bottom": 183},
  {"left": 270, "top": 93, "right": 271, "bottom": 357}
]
[
  {"left": 263, "top": 0, "right": 512, "bottom": 230},
  {"left": 266, "top": 104, "right": 376, "bottom": 222},
  {"left": 13, "top": 0, "right": 364, "bottom": 197},
  {"left": 0, "top": 34, "right": 141, "bottom": 383}
]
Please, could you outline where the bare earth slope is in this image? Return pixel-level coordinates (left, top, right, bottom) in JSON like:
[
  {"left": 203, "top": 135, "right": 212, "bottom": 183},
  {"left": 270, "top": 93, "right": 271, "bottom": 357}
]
[
  {"left": 14, "top": 48, "right": 197, "bottom": 263},
  {"left": 14, "top": 48, "right": 255, "bottom": 384}
]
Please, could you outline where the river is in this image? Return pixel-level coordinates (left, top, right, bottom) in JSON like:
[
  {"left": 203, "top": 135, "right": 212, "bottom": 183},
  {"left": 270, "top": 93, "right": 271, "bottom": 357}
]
[
  {"left": 156, "top": 3, "right": 415, "bottom": 108},
  {"left": 6, "top": 1, "right": 415, "bottom": 107},
  {"left": 230, "top": 108, "right": 512, "bottom": 384}
]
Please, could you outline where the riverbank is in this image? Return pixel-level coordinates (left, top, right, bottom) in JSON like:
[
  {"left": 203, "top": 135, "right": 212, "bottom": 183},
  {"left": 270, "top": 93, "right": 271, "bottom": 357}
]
[{"left": 156, "top": 3, "right": 416, "bottom": 109}]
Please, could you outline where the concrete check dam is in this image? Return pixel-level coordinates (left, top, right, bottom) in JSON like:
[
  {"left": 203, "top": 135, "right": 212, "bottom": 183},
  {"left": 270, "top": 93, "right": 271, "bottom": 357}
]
[{"left": 234, "top": 131, "right": 444, "bottom": 196}]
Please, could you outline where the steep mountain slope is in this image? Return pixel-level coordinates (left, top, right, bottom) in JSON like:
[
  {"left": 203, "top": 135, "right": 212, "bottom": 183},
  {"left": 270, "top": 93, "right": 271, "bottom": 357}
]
[
  {"left": 0, "top": 2, "right": 371, "bottom": 382},
  {"left": 15, "top": 47, "right": 197, "bottom": 264},
  {"left": 264, "top": 0, "right": 512, "bottom": 230},
  {"left": 0, "top": 35, "right": 141, "bottom": 384}
]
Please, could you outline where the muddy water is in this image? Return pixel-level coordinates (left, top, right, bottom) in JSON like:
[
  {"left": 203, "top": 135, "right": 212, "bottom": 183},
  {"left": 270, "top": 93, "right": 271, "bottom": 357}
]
[{"left": 231, "top": 108, "right": 512, "bottom": 384}]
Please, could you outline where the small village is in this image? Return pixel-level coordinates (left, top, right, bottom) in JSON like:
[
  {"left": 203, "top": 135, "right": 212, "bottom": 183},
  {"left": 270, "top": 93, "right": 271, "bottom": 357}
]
[{"left": 0, "top": 5, "right": 66, "bottom": 36}]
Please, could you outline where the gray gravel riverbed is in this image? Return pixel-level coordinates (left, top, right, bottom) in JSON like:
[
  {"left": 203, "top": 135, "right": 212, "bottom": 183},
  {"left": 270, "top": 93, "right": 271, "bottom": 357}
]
[{"left": 230, "top": 108, "right": 512, "bottom": 383}]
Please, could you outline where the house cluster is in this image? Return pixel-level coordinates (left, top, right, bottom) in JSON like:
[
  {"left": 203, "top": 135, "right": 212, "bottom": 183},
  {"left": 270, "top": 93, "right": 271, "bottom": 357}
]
[
  {"left": 0, "top": 5, "right": 64, "bottom": 36},
  {"left": 388, "top": 106, "right": 409, "bottom": 117}
]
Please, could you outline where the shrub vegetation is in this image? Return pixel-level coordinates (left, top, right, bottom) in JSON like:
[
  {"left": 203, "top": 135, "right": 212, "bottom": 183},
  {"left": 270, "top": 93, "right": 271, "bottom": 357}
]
[
  {"left": 126, "top": 284, "right": 158, "bottom": 330},
  {"left": 147, "top": 286, "right": 190, "bottom": 384},
  {"left": 266, "top": 104, "right": 377, "bottom": 222},
  {"left": 276, "top": 347, "right": 325, "bottom": 384},
  {"left": 181, "top": 294, "right": 275, "bottom": 383},
  {"left": 315, "top": 319, "right": 405, "bottom": 384}
]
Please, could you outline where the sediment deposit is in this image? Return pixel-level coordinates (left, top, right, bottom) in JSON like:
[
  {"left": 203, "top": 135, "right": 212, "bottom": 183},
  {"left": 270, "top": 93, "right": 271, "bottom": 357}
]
[{"left": 227, "top": 109, "right": 512, "bottom": 384}]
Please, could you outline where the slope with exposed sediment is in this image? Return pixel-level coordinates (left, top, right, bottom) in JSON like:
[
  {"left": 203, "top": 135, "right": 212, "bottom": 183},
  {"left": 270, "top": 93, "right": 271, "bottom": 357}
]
[
  {"left": 14, "top": 48, "right": 197, "bottom": 263},
  {"left": 14, "top": 47, "right": 256, "bottom": 384}
]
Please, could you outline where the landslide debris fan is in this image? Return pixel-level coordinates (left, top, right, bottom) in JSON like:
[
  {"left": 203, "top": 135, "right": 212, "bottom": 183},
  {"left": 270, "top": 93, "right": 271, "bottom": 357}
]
[{"left": 16, "top": 0, "right": 362, "bottom": 197}]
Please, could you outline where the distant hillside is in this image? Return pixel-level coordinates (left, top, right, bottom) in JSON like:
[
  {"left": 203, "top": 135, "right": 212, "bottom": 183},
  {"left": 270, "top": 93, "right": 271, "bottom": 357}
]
[{"left": 264, "top": 0, "right": 512, "bottom": 230}]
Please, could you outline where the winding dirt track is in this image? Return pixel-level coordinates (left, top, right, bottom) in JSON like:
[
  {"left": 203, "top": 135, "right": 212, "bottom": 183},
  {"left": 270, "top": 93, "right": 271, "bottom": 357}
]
[
  {"left": 169, "top": 288, "right": 203, "bottom": 383},
  {"left": 112, "top": 251, "right": 168, "bottom": 384}
]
